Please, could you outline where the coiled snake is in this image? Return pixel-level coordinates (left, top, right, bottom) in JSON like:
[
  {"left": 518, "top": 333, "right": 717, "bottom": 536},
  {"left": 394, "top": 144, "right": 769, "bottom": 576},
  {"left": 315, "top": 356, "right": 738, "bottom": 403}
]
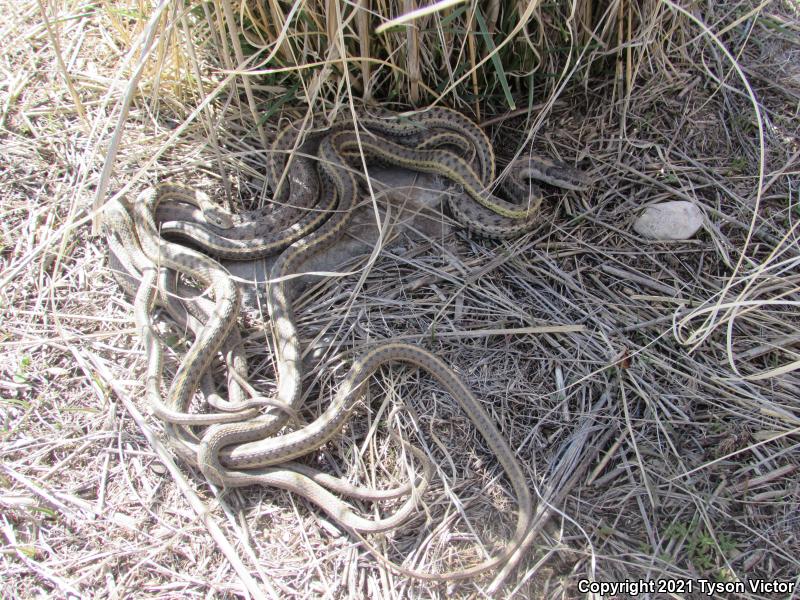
[{"left": 101, "top": 106, "right": 588, "bottom": 581}]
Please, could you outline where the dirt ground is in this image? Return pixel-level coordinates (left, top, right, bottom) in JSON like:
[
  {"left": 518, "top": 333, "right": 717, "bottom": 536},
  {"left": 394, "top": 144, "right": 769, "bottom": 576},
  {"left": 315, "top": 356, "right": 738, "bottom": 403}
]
[{"left": 1, "top": 1, "right": 799, "bottom": 598}]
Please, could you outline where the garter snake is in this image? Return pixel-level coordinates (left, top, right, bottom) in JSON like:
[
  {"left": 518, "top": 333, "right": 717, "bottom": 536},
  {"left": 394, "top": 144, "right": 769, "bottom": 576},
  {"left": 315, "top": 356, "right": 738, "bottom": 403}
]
[
  {"left": 103, "top": 105, "right": 588, "bottom": 579},
  {"left": 155, "top": 135, "right": 329, "bottom": 259},
  {"left": 101, "top": 196, "right": 260, "bottom": 427},
  {"left": 195, "top": 126, "right": 535, "bottom": 580},
  {"left": 158, "top": 106, "right": 588, "bottom": 246},
  {"left": 183, "top": 111, "right": 528, "bottom": 463}
]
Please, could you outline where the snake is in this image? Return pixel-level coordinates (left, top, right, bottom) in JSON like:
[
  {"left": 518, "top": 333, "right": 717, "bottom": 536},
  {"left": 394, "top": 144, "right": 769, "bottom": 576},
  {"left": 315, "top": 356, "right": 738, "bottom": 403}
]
[
  {"left": 102, "top": 106, "right": 589, "bottom": 578},
  {"left": 105, "top": 207, "right": 437, "bottom": 535},
  {"left": 157, "top": 107, "right": 588, "bottom": 245},
  {"left": 138, "top": 112, "right": 505, "bottom": 446},
  {"left": 186, "top": 126, "right": 534, "bottom": 579},
  {"left": 101, "top": 195, "right": 265, "bottom": 429},
  {"left": 107, "top": 230, "right": 272, "bottom": 415}
]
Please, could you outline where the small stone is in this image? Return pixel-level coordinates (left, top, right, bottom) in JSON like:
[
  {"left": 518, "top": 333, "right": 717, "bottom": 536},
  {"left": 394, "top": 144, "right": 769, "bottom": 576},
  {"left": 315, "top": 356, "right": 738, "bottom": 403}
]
[{"left": 632, "top": 201, "right": 703, "bottom": 240}]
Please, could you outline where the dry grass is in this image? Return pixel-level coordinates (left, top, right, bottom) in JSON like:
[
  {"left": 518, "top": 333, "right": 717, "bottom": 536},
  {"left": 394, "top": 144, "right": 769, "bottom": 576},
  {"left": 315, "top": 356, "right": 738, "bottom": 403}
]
[{"left": 1, "top": 0, "right": 799, "bottom": 597}]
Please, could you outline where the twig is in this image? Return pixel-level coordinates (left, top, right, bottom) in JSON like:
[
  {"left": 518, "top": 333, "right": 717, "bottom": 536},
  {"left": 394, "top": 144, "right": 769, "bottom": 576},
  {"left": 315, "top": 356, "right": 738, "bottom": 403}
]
[{"left": 83, "top": 350, "right": 277, "bottom": 600}]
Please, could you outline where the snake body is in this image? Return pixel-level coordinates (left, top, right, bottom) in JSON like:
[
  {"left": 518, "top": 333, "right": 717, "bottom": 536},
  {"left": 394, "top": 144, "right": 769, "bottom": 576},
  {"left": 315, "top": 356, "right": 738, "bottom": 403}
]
[
  {"left": 102, "top": 196, "right": 259, "bottom": 428},
  {"left": 101, "top": 106, "right": 588, "bottom": 580},
  {"left": 156, "top": 144, "right": 329, "bottom": 259}
]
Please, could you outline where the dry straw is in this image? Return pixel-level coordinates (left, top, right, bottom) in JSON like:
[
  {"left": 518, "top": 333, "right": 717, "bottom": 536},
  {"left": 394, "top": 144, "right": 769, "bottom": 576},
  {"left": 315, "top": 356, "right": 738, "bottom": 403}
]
[{"left": 0, "top": 0, "right": 798, "bottom": 597}]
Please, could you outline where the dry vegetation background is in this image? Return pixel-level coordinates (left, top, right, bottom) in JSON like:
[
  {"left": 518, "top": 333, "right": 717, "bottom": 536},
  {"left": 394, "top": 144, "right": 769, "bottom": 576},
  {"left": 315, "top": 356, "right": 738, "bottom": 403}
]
[{"left": 1, "top": 0, "right": 799, "bottom": 597}]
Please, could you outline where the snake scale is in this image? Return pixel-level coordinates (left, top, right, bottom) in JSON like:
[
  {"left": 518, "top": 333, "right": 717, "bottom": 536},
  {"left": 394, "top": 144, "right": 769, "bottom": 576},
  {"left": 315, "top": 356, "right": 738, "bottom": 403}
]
[{"left": 101, "top": 106, "right": 588, "bottom": 581}]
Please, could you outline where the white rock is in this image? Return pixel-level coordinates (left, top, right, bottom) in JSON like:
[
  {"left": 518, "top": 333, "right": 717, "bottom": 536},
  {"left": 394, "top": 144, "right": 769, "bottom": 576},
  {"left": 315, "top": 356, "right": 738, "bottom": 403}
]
[{"left": 633, "top": 201, "right": 704, "bottom": 240}]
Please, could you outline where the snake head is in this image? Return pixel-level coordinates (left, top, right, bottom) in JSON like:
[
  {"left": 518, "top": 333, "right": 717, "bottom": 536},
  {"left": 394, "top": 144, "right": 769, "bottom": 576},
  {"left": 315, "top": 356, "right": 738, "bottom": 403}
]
[
  {"left": 202, "top": 207, "right": 235, "bottom": 229},
  {"left": 186, "top": 187, "right": 235, "bottom": 229},
  {"left": 521, "top": 156, "right": 590, "bottom": 191},
  {"left": 98, "top": 198, "right": 131, "bottom": 237}
]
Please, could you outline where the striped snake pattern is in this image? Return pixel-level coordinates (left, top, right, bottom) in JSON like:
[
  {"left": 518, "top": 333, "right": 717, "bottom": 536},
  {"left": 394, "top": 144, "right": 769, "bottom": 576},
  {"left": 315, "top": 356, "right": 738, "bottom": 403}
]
[{"left": 101, "top": 106, "right": 588, "bottom": 581}]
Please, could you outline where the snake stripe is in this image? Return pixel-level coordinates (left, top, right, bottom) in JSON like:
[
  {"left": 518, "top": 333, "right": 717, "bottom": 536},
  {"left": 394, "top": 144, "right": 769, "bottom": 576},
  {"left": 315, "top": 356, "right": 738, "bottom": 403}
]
[{"left": 101, "top": 106, "right": 589, "bottom": 580}]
